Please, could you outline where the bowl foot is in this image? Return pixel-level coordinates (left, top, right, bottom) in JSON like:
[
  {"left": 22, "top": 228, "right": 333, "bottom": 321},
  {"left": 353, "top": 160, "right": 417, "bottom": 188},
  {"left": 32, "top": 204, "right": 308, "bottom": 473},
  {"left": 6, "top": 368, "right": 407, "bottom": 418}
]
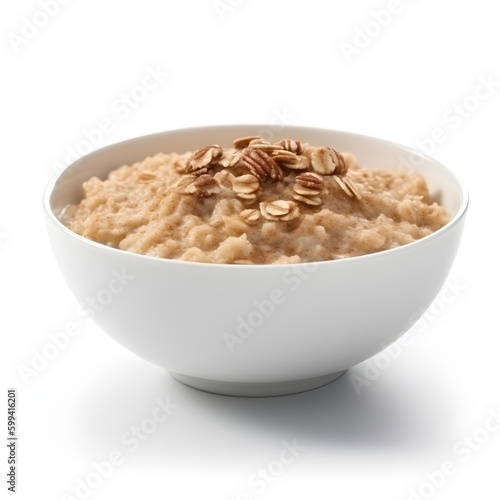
[{"left": 169, "top": 370, "right": 347, "bottom": 397}]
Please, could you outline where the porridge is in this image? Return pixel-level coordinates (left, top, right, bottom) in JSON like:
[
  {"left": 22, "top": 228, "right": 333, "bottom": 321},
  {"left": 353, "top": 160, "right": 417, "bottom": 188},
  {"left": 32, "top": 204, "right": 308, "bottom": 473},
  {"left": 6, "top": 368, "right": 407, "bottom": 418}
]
[{"left": 62, "top": 136, "right": 450, "bottom": 264}]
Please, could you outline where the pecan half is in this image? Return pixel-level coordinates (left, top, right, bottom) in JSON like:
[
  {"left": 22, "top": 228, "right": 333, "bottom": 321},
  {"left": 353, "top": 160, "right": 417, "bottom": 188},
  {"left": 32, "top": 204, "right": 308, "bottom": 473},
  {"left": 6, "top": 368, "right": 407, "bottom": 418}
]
[
  {"left": 184, "top": 174, "right": 221, "bottom": 198},
  {"left": 186, "top": 145, "right": 223, "bottom": 175},
  {"left": 295, "top": 172, "right": 324, "bottom": 191},
  {"left": 278, "top": 139, "right": 304, "bottom": 155},
  {"left": 239, "top": 149, "right": 284, "bottom": 181},
  {"left": 310, "top": 147, "right": 347, "bottom": 175},
  {"left": 259, "top": 200, "right": 300, "bottom": 221},
  {"left": 293, "top": 172, "right": 324, "bottom": 206}
]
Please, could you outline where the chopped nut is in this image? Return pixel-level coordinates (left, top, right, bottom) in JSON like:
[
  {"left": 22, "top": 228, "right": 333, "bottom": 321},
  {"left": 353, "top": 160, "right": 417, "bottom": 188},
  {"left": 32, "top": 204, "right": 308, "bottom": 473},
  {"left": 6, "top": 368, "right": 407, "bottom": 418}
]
[
  {"left": 277, "top": 139, "right": 304, "bottom": 155},
  {"left": 239, "top": 149, "right": 284, "bottom": 181},
  {"left": 295, "top": 172, "right": 324, "bottom": 190},
  {"left": 240, "top": 208, "right": 260, "bottom": 225},
  {"left": 310, "top": 147, "right": 348, "bottom": 175},
  {"left": 138, "top": 170, "right": 157, "bottom": 182},
  {"left": 233, "top": 135, "right": 262, "bottom": 149},
  {"left": 260, "top": 200, "right": 300, "bottom": 221},
  {"left": 184, "top": 174, "right": 221, "bottom": 198},
  {"left": 186, "top": 145, "right": 223, "bottom": 174}
]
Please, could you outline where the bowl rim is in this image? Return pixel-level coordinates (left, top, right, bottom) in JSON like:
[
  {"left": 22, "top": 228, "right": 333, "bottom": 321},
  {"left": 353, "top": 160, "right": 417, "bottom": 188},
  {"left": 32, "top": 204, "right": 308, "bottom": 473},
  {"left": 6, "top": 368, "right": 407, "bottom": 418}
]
[{"left": 42, "top": 124, "right": 469, "bottom": 269}]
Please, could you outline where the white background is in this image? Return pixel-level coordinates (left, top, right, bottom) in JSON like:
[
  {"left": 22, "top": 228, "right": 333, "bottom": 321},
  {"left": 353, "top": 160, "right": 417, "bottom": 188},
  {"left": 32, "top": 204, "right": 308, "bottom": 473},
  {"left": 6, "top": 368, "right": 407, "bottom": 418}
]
[{"left": 1, "top": 0, "right": 499, "bottom": 499}]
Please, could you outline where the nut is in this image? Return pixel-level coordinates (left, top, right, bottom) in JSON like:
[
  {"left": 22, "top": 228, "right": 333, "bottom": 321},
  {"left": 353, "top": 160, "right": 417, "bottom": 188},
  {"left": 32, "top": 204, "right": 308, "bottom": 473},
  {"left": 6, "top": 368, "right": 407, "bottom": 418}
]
[
  {"left": 293, "top": 173, "right": 324, "bottom": 206},
  {"left": 278, "top": 139, "right": 304, "bottom": 155},
  {"left": 184, "top": 174, "right": 221, "bottom": 198},
  {"left": 240, "top": 209, "right": 260, "bottom": 225},
  {"left": 310, "top": 147, "right": 347, "bottom": 175},
  {"left": 233, "top": 135, "right": 262, "bottom": 149},
  {"left": 186, "top": 145, "right": 223, "bottom": 174},
  {"left": 295, "top": 172, "right": 324, "bottom": 191},
  {"left": 259, "top": 200, "right": 300, "bottom": 221},
  {"left": 239, "top": 149, "right": 284, "bottom": 181}
]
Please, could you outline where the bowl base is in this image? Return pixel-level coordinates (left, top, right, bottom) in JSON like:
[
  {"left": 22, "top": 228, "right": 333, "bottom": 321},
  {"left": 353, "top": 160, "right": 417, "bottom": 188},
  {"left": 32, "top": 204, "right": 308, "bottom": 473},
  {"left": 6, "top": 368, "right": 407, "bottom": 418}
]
[{"left": 169, "top": 370, "right": 347, "bottom": 397}]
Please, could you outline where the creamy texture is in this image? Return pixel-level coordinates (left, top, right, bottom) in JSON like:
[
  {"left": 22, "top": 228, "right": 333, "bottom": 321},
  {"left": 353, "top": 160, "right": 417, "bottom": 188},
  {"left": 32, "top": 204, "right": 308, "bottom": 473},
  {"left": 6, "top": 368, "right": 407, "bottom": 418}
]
[{"left": 62, "top": 140, "right": 450, "bottom": 264}]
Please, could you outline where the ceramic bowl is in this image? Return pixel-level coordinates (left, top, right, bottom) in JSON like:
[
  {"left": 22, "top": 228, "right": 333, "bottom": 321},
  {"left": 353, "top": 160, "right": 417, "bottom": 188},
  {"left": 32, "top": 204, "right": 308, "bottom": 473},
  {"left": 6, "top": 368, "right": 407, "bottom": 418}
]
[{"left": 43, "top": 125, "right": 468, "bottom": 396}]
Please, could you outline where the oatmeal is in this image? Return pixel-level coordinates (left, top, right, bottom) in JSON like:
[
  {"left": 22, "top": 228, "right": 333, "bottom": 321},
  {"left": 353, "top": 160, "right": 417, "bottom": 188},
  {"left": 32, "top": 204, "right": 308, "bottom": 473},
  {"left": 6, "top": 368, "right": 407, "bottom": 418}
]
[{"left": 62, "top": 136, "right": 450, "bottom": 264}]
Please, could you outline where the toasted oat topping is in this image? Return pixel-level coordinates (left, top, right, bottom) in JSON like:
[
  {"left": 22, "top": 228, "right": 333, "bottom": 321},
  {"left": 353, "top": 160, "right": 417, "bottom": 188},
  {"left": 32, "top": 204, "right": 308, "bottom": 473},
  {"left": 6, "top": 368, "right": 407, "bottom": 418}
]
[
  {"left": 181, "top": 136, "right": 361, "bottom": 216},
  {"left": 271, "top": 149, "right": 301, "bottom": 166},
  {"left": 246, "top": 139, "right": 284, "bottom": 155},
  {"left": 233, "top": 174, "right": 260, "bottom": 201},
  {"left": 334, "top": 175, "right": 362, "bottom": 199},
  {"left": 238, "top": 148, "right": 284, "bottom": 181},
  {"left": 278, "top": 139, "right": 304, "bottom": 155},
  {"left": 293, "top": 172, "right": 324, "bottom": 206},
  {"left": 310, "top": 147, "right": 347, "bottom": 175},
  {"left": 233, "top": 135, "right": 261, "bottom": 149},
  {"left": 219, "top": 150, "right": 241, "bottom": 168},
  {"left": 260, "top": 200, "right": 300, "bottom": 221},
  {"left": 240, "top": 208, "right": 261, "bottom": 224},
  {"left": 184, "top": 174, "right": 221, "bottom": 198},
  {"left": 186, "top": 145, "right": 223, "bottom": 175}
]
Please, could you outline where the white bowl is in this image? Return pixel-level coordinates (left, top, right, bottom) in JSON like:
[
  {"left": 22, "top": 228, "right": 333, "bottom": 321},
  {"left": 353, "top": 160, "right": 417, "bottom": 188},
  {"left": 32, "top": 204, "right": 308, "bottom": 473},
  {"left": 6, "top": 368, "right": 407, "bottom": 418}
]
[{"left": 43, "top": 125, "right": 468, "bottom": 397}]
